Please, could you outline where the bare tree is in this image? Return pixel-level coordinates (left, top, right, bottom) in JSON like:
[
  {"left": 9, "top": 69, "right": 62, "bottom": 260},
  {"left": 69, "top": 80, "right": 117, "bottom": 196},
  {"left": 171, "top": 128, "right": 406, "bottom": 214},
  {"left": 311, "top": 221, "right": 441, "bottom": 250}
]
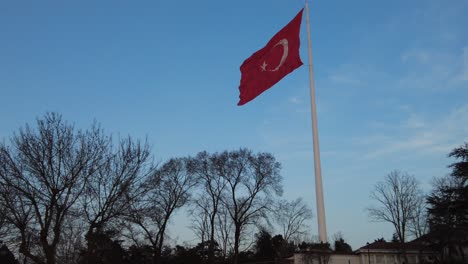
[
  {"left": 188, "top": 151, "right": 228, "bottom": 264},
  {"left": 0, "top": 113, "right": 108, "bottom": 264},
  {"left": 190, "top": 199, "right": 211, "bottom": 243},
  {"left": 128, "top": 157, "right": 198, "bottom": 264},
  {"left": 81, "top": 137, "right": 153, "bottom": 258},
  {"left": 408, "top": 194, "right": 428, "bottom": 239},
  {"left": 0, "top": 204, "right": 17, "bottom": 248},
  {"left": 215, "top": 206, "right": 234, "bottom": 259},
  {"left": 218, "top": 149, "right": 283, "bottom": 264},
  {"left": 56, "top": 215, "right": 85, "bottom": 264},
  {"left": 274, "top": 197, "right": 313, "bottom": 243},
  {"left": 367, "top": 170, "right": 424, "bottom": 263}
]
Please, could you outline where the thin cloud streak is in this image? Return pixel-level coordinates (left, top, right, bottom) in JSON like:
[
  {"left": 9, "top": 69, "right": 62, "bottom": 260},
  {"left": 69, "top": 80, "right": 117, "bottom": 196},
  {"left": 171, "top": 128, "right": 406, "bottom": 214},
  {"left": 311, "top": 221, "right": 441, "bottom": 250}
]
[{"left": 359, "top": 104, "right": 468, "bottom": 160}]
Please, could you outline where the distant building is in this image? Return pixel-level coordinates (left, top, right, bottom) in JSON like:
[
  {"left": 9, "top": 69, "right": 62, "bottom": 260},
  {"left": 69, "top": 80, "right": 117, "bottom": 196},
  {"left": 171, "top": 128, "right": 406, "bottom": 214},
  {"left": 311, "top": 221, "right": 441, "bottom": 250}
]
[
  {"left": 355, "top": 240, "right": 437, "bottom": 264},
  {"left": 294, "top": 240, "right": 438, "bottom": 264}
]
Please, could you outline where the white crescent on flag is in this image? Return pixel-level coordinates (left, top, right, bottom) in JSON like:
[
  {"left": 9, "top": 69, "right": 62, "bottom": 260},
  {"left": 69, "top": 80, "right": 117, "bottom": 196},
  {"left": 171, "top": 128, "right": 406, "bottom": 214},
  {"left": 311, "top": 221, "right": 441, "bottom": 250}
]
[
  {"left": 271, "top": 39, "right": 288, "bottom": 71},
  {"left": 260, "top": 38, "right": 289, "bottom": 72}
]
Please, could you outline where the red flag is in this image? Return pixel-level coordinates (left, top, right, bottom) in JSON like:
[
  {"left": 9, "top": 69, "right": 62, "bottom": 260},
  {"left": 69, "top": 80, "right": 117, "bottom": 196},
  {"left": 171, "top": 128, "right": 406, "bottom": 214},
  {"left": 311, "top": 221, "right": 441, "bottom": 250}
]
[{"left": 238, "top": 9, "right": 304, "bottom": 106}]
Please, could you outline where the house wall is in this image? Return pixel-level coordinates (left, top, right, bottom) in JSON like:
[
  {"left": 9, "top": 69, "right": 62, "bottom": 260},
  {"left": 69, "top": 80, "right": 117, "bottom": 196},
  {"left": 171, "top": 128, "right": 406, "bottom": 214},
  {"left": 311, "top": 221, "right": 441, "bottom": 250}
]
[
  {"left": 361, "top": 253, "right": 401, "bottom": 264},
  {"left": 294, "top": 252, "right": 429, "bottom": 264},
  {"left": 329, "top": 254, "right": 360, "bottom": 264},
  {"left": 294, "top": 253, "right": 359, "bottom": 264}
]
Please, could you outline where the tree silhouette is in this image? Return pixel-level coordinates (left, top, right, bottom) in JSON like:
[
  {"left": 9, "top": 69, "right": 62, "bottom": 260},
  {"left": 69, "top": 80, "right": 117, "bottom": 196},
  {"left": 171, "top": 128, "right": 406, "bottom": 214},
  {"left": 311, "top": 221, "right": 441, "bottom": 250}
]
[
  {"left": 367, "top": 170, "right": 424, "bottom": 263},
  {"left": 217, "top": 149, "right": 282, "bottom": 264},
  {"left": 427, "top": 142, "right": 468, "bottom": 262},
  {"left": 128, "top": 157, "right": 197, "bottom": 264},
  {"left": 0, "top": 113, "right": 107, "bottom": 264}
]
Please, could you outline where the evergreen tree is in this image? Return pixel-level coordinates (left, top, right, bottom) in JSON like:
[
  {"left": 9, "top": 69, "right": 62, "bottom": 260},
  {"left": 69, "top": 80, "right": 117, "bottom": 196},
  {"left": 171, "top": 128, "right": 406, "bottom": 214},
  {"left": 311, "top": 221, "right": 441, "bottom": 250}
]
[
  {"left": 391, "top": 233, "right": 400, "bottom": 243},
  {"left": 0, "top": 244, "right": 17, "bottom": 264},
  {"left": 254, "top": 229, "right": 274, "bottom": 261},
  {"left": 427, "top": 143, "right": 468, "bottom": 262},
  {"left": 334, "top": 238, "right": 352, "bottom": 253}
]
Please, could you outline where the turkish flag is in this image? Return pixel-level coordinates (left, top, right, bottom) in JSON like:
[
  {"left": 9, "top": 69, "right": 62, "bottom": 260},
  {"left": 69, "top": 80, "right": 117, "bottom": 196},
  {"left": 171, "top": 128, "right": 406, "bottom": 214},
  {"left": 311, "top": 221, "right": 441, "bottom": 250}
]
[{"left": 238, "top": 9, "right": 304, "bottom": 106}]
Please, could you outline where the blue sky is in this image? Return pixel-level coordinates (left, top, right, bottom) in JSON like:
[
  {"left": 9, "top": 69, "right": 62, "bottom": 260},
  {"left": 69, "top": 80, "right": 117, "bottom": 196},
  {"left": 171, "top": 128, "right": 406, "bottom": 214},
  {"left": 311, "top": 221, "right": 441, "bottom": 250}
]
[{"left": 1, "top": 0, "right": 467, "bottom": 249}]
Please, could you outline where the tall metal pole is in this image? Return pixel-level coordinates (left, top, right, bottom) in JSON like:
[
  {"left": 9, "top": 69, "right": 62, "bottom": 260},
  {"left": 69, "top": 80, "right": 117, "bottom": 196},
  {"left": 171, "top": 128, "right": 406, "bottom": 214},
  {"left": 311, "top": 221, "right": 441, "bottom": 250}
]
[{"left": 305, "top": 1, "right": 327, "bottom": 243}]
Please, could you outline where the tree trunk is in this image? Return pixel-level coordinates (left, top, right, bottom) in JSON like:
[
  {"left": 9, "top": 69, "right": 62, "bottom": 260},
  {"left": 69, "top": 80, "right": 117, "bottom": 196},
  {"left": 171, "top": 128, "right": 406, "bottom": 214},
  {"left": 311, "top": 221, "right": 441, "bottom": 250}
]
[
  {"left": 233, "top": 224, "right": 241, "bottom": 264},
  {"left": 154, "top": 220, "right": 168, "bottom": 264},
  {"left": 44, "top": 245, "right": 56, "bottom": 264},
  {"left": 153, "top": 247, "right": 161, "bottom": 264},
  {"left": 458, "top": 244, "right": 465, "bottom": 262},
  {"left": 85, "top": 226, "right": 96, "bottom": 264},
  {"left": 399, "top": 232, "right": 408, "bottom": 264},
  {"left": 39, "top": 232, "right": 56, "bottom": 264},
  {"left": 208, "top": 211, "right": 217, "bottom": 264}
]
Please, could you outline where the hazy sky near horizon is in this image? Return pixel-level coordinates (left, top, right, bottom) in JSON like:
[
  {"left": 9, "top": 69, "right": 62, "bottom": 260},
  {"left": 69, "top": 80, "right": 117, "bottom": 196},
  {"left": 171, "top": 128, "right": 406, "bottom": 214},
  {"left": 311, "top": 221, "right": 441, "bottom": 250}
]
[{"left": 1, "top": 0, "right": 467, "bottom": 250}]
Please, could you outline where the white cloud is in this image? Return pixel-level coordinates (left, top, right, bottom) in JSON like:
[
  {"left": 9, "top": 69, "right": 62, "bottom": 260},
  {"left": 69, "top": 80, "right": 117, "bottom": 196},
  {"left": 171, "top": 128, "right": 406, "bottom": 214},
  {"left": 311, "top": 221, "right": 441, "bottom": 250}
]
[
  {"left": 359, "top": 104, "right": 468, "bottom": 160},
  {"left": 404, "top": 113, "right": 425, "bottom": 129},
  {"left": 329, "top": 73, "right": 361, "bottom": 85},
  {"left": 398, "top": 51, "right": 455, "bottom": 90},
  {"left": 401, "top": 50, "right": 431, "bottom": 64},
  {"left": 398, "top": 47, "right": 468, "bottom": 91},
  {"left": 457, "top": 46, "right": 468, "bottom": 81},
  {"left": 326, "top": 64, "right": 372, "bottom": 86},
  {"left": 289, "top": 96, "right": 302, "bottom": 105},
  {"left": 329, "top": 47, "right": 468, "bottom": 94}
]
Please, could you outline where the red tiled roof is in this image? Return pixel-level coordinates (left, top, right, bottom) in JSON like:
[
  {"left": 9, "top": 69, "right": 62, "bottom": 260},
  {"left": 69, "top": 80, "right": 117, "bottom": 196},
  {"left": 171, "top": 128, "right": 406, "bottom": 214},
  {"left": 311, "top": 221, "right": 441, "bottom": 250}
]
[
  {"left": 360, "top": 241, "right": 401, "bottom": 250},
  {"left": 358, "top": 240, "right": 428, "bottom": 251}
]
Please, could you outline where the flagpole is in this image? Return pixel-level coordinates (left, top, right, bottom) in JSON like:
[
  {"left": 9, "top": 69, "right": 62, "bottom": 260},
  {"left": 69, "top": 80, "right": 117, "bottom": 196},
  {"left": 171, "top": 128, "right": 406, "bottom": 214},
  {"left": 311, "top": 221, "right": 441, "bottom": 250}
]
[{"left": 305, "top": 1, "right": 327, "bottom": 243}]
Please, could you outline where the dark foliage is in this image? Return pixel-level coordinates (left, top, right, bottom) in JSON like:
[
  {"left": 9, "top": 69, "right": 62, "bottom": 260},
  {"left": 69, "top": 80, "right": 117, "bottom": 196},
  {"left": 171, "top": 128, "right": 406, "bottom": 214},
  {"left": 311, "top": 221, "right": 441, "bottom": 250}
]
[
  {"left": 298, "top": 241, "right": 331, "bottom": 251},
  {"left": 78, "top": 230, "right": 128, "bottom": 264},
  {"left": 334, "top": 238, "right": 352, "bottom": 253},
  {"left": 297, "top": 242, "right": 331, "bottom": 264},
  {"left": 0, "top": 244, "right": 17, "bottom": 264},
  {"left": 426, "top": 142, "right": 468, "bottom": 262},
  {"left": 127, "top": 245, "right": 153, "bottom": 264},
  {"left": 254, "top": 229, "right": 274, "bottom": 261}
]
